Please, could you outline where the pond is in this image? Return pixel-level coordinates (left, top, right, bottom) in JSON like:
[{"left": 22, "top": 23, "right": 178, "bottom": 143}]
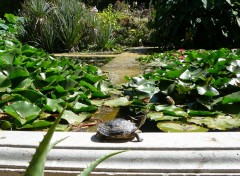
[{"left": 56, "top": 56, "right": 113, "bottom": 67}]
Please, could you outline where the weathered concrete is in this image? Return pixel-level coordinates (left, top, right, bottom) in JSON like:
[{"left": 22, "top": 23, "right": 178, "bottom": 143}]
[{"left": 1, "top": 131, "right": 240, "bottom": 175}]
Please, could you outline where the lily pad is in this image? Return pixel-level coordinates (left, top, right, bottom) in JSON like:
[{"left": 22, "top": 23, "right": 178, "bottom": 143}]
[
  {"left": 147, "top": 112, "right": 181, "bottom": 121},
  {"left": 21, "top": 120, "right": 52, "bottom": 129},
  {"left": 61, "top": 110, "right": 90, "bottom": 124},
  {"left": 222, "top": 91, "right": 240, "bottom": 104},
  {"left": 188, "top": 115, "right": 240, "bottom": 130},
  {"left": 155, "top": 105, "right": 188, "bottom": 117},
  {"left": 4, "top": 101, "right": 41, "bottom": 125},
  {"left": 45, "top": 98, "right": 65, "bottom": 112},
  {"left": 103, "top": 97, "right": 131, "bottom": 107},
  {"left": 197, "top": 85, "right": 219, "bottom": 96},
  {"left": 157, "top": 121, "right": 208, "bottom": 132}
]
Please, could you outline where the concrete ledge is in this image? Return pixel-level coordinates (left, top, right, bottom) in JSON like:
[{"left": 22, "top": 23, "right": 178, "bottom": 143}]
[{"left": 0, "top": 131, "right": 240, "bottom": 175}]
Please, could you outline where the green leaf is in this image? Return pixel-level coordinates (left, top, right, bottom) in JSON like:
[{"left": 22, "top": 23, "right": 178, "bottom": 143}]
[
  {"left": 0, "top": 51, "right": 15, "bottom": 65},
  {"left": 226, "top": 60, "right": 240, "bottom": 74},
  {"left": 4, "top": 13, "right": 18, "bottom": 24},
  {"left": 188, "top": 115, "right": 240, "bottom": 130},
  {"left": 197, "top": 85, "right": 219, "bottom": 96},
  {"left": 4, "top": 101, "right": 41, "bottom": 125},
  {"left": 79, "top": 150, "right": 127, "bottom": 176},
  {"left": 13, "top": 89, "right": 44, "bottom": 103},
  {"left": 147, "top": 112, "right": 181, "bottom": 121},
  {"left": 80, "top": 80, "right": 98, "bottom": 92},
  {"left": 15, "top": 78, "right": 33, "bottom": 89},
  {"left": 103, "top": 97, "right": 131, "bottom": 107},
  {"left": 2, "top": 65, "right": 29, "bottom": 79},
  {"left": 157, "top": 121, "right": 208, "bottom": 132},
  {"left": 188, "top": 110, "right": 221, "bottom": 116},
  {"left": 45, "top": 98, "right": 65, "bottom": 112},
  {"left": 155, "top": 105, "right": 188, "bottom": 117},
  {"left": 179, "top": 69, "right": 191, "bottom": 80},
  {"left": 73, "top": 102, "right": 97, "bottom": 112},
  {"left": 61, "top": 110, "right": 90, "bottom": 124},
  {"left": 1, "top": 120, "right": 12, "bottom": 130},
  {"left": 21, "top": 120, "right": 52, "bottom": 129},
  {"left": 24, "top": 107, "right": 67, "bottom": 176},
  {"left": 222, "top": 91, "right": 240, "bottom": 104},
  {"left": 0, "top": 72, "right": 11, "bottom": 92}
]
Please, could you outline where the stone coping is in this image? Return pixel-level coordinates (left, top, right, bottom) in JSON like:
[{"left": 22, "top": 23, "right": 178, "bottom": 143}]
[{"left": 1, "top": 131, "right": 240, "bottom": 175}]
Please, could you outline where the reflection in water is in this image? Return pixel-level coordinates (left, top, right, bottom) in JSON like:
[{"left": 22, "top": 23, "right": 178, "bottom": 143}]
[{"left": 70, "top": 106, "right": 120, "bottom": 132}]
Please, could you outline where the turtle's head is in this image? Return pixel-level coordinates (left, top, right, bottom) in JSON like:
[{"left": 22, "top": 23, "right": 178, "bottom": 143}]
[{"left": 131, "top": 113, "right": 146, "bottom": 129}]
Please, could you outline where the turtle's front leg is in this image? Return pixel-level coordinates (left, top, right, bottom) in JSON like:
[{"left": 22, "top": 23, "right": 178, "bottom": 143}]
[{"left": 134, "top": 133, "right": 143, "bottom": 142}]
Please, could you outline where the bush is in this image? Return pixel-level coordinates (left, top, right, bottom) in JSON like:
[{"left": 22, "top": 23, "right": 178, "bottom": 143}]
[
  {"left": 150, "top": 0, "right": 240, "bottom": 49},
  {"left": 19, "top": 0, "right": 119, "bottom": 52}
]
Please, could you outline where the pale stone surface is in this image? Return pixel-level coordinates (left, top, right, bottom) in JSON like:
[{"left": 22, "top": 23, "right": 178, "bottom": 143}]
[{"left": 1, "top": 131, "right": 240, "bottom": 175}]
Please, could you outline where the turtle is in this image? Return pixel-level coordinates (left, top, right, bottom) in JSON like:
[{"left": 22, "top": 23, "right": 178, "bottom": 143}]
[{"left": 96, "top": 115, "right": 146, "bottom": 142}]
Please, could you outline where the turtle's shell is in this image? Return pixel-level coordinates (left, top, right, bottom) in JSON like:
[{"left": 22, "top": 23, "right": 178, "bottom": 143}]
[{"left": 97, "top": 118, "right": 137, "bottom": 139}]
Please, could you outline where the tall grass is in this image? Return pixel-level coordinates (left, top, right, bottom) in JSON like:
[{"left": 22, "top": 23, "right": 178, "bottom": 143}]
[{"left": 55, "top": 0, "right": 87, "bottom": 51}]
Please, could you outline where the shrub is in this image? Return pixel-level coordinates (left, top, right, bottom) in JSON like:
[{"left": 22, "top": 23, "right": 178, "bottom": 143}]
[
  {"left": 20, "top": 0, "right": 123, "bottom": 52},
  {"left": 150, "top": 0, "right": 240, "bottom": 49}
]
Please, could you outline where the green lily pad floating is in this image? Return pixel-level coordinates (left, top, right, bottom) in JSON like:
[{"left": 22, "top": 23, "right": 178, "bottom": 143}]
[
  {"left": 61, "top": 110, "right": 90, "bottom": 124},
  {"left": 4, "top": 101, "right": 41, "bottom": 125},
  {"left": 0, "top": 71, "right": 11, "bottom": 92},
  {"left": 187, "top": 110, "right": 221, "bottom": 116},
  {"left": 21, "top": 120, "right": 52, "bottom": 129},
  {"left": 103, "top": 97, "right": 131, "bottom": 107},
  {"left": 157, "top": 121, "right": 209, "bottom": 132},
  {"left": 197, "top": 85, "right": 219, "bottom": 96},
  {"left": 147, "top": 112, "right": 181, "bottom": 121},
  {"left": 188, "top": 115, "right": 240, "bottom": 130},
  {"left": 222, "top": 91, "right": 240, "bottom": 104},
  {"left": 155, "top": 105, "right": 188, "bottom": 117}
]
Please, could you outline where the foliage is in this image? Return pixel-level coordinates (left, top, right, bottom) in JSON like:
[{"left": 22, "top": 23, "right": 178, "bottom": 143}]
[
  {"left": 24, "top": 105, "right": 126, "bottom": 176},
  {"left": 150, "top": 0, "right": 240, "bottom": 49},
  {"left": 24, "top": 107, "right": 67, "bottom": 176},
  {"left": 19, "top": 0, "right": 118, "bottom": 52},
  {"left": 19, "top": 0, "right": 154, "bottom": 52},
  {"left": 115, "top": 17, "right": 152, "bottom": 47},
  {"left": 0, "top": 14, "right": 120, "bottom": 130},
  {"left": 123, "top": 48, "right": 240, "bottom": 132}
]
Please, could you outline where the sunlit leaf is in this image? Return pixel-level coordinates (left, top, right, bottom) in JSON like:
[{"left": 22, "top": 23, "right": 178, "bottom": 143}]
[
  {"left": 222, "top": 91, "right": 240, "bottom": 104},
  {"left": 147, "top": 112, "right": 180, "bottom": 121},
  {"left": 61, "top": 110, "right": 90, "bottom": 124},
  {"left": 4, "top": 101, "right": 41, "bottom": 125},
  {"left": 104, "top": 97, "right": 131, "bottom": 107},
  {"left": 197, "top": 85, "right": 219, "bottom": 96},
  {"left": 73, "top": 102, "right": 97, "bottom": 112},
  {"left": 179, "top": 69, "right": 191, "bottom": 80},
  {"left": 0, "top": 72, "right": 11, "bottom": 92},
  {"left": 45, "top": 98, "right": 65, "bottom": 112},
  {"left": 0, "top": 51, "right": 15, "bottom": 65},
  {"left": 189, "top": 115, "right": 240, "bottom": 130},
  {"left": 227, "top": 60, "right": 240, "bottom": 74},
  {"left": 155, "top": 105, "right": 188, "bottom": 117},
  {"left": 157, "top": 121, "right": 208, "bottom": 132}
]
